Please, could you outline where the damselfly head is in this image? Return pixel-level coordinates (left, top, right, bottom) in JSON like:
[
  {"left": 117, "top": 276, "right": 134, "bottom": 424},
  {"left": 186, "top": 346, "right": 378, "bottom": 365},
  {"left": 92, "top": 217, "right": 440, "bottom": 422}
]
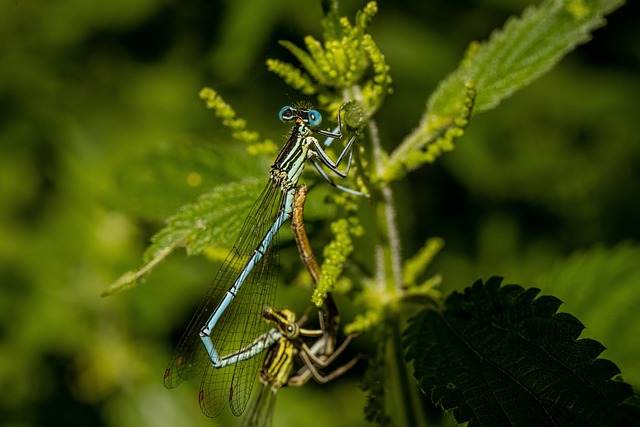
[
  {"left": 283, "top": 321, "right": 299, "bottom": 339},
  {"left": 262, "top": 308, "right": 299, "bottom": 337},
  {"left": 278, "top": 105, "right": 322, "bottom": 127}
]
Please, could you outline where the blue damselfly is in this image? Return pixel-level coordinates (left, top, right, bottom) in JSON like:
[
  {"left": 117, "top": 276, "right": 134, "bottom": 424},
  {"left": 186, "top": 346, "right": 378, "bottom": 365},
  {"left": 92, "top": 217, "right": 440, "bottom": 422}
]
[{"left": 164, "top": 105, "right": 362, "bottom": 417}]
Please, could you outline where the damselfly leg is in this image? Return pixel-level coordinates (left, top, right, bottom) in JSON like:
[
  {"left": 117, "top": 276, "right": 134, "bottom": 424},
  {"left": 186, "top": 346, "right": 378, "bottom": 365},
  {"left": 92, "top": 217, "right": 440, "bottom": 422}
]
[
  {"left": 241, "top": 308, "right": 362, "bottom": 427},
  {"left": 164, "top": 105, "right": 364, "bottom": 418},
  {"left": 241, "top": 184, "right": 362, "bottom": 427}
]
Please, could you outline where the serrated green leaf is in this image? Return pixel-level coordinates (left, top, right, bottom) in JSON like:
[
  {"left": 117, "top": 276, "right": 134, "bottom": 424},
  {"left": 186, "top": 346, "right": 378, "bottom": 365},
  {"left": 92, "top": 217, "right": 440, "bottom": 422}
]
[
  {"left": 460, "top": 0, "right": 623, "bottom": 113},
  {"left": 385, "top": 0, "right": 625, "bottom": 181},
  {"left": 404, "top": 277, "right": 640, "bottom": 427},
  {"left": 106, "top": 138, "right": 266, "bottom": 220},
  {"left": 145, "top": 178, "right": 264, "bottom": 260},
  {"left": 102, "top": 179, "right": 264, "bottom": 296}
]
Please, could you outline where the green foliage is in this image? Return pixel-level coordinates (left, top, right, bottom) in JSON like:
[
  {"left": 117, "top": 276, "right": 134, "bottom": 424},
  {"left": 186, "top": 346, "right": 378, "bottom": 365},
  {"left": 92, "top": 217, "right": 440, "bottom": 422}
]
[
  {"left": 402, "top": 237, "right": 444, "bottom": 291},
  {"left": 199, "top": 88, "right": 277, "bottom": 155},
  {"left": 541, "top": 244, "right": 640, "bottom": 387},
  {"left": 267, "top": 1, "right": 391, "bottom": 115},
  {"left": 383, "top": 0, "right": 625, "bottom": 182},
  {"left": 404, "top": 277, "right": 640, "bottom": 426},
  {"left": 313, "top": 216, "right": 364, "bottom": 306},
  {"left": 361, "top": 325, "right": 394, "bottom": 427},
  {"left": 103, "top": 179, "right": 263, "bottom": 296},
  {"left": 462, "top": 0, "right": 623, "bottom": 114},
  {"left": 1, "top": 0, "right": 638, "bottom": 426}
]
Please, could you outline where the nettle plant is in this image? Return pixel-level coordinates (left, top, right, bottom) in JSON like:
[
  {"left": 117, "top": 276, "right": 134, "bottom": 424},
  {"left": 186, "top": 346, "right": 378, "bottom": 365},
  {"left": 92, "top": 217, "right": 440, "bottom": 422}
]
[{"left": 107, "top": 1, "right": 639, "bottom": 426}]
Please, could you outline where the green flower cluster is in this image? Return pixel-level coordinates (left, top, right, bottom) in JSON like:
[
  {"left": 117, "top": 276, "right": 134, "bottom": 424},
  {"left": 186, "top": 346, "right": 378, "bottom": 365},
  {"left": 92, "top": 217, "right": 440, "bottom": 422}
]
[
  {"left": 199, "top": 87, "right": 276, "bottom": 155},
  {"left": 267, "top": 1, "right": 391, "bottom": 116}
]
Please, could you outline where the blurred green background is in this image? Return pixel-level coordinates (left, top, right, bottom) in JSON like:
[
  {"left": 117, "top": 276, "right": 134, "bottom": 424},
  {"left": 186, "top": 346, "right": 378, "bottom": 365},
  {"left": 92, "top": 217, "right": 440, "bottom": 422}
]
[{"left": 1, "top": 0, "right": 638, "bottom": 426}]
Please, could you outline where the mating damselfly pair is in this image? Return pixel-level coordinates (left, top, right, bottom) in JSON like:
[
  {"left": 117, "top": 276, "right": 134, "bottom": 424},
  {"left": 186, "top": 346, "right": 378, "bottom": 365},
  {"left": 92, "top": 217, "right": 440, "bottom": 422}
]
[
  {"left": 163, "top": 103, "right": 365, "bottom": 421},
  {"left": 242, "top": 184, "right": 362, "bottom": 427}
]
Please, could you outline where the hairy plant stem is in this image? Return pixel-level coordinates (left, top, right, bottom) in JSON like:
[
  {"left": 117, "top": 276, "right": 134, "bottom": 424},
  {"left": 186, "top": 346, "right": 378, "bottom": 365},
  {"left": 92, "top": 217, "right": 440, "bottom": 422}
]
[
  {"left": 368, "top": 119, "right": 425, "bottom": 426},
  {"left": 368, "top": 120, "right": 403, "bottom": 293}
]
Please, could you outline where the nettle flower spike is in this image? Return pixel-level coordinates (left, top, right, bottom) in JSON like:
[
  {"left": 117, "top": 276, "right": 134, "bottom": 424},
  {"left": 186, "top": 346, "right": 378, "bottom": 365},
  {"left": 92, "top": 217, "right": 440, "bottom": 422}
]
[
  {"left": 267, "top": 1, "right": 391, "bottom": 114},
  {"left": 198, "top": 88, "right": 277, "bottom": 155}
]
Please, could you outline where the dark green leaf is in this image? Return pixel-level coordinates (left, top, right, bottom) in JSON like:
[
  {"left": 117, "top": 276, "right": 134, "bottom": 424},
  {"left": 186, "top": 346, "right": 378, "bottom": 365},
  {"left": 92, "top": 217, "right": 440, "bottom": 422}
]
[{"left": 404, "top": 277, "right": 640, "bottom": 426}]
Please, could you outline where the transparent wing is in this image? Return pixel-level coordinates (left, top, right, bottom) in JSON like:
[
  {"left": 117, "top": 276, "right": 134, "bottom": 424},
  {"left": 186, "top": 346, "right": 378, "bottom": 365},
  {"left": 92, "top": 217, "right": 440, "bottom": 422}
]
[
  {"left": 199, "top": 198, "right": 281, "bottom": 417},
  {"left": 163, "top": 179, "right": 284, "bottom": 417},
  {"left": 241, "top": 381, "right": 278, "bottom": 427}
]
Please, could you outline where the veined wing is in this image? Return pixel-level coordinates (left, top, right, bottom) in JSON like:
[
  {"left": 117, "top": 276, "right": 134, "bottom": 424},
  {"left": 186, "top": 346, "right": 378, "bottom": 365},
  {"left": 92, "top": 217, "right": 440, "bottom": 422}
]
[
  {"left": 163, "top": 179, "right": 284, "bottom": 405},
  {"left": 241, "top": 382, "right": 278, "bottom": 427},
  {"left": 198, "top": 222, "right": 280, "bottom": 416},
  {"left": 199, "top": 178, "right": 285, "bottom": 417}
]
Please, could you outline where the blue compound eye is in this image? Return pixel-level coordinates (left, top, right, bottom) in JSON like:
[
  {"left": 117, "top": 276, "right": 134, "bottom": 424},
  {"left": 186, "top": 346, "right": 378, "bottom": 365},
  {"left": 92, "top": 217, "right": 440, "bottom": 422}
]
[
  {"left": 307, "top": 109, "right": 322, "bottom": 127},
  {"left": 279, "top": 106, "right": 294, "bottom": 122}
]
